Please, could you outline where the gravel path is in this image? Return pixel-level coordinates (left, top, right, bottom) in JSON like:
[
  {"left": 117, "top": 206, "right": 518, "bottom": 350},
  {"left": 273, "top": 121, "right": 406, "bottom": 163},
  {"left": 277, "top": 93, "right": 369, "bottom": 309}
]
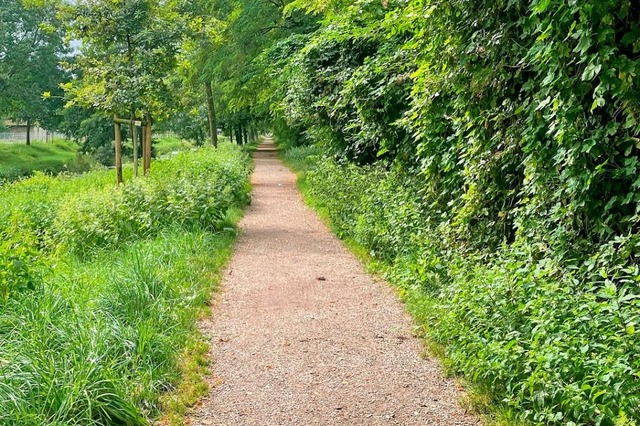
[{"left": 189, "top": 140, "right": 479, "bottom": 425}]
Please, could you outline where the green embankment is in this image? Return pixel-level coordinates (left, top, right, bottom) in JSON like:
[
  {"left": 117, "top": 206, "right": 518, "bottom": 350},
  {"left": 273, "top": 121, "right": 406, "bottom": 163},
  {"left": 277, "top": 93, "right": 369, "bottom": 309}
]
[
  {"left": 0, "top": 143, "right": 251, "bottom": 425},
  {"left": 0, "top": 135, "right": 206, "bottom": 182},
  {"left": 0, "top": 140, "right": 79, "bottom": 180},
  {"left": 154, "top": 136, "right": 194, "bottom": 157},
  {"left": 154, "top": 135, "right": 232, "bottom": 158}
]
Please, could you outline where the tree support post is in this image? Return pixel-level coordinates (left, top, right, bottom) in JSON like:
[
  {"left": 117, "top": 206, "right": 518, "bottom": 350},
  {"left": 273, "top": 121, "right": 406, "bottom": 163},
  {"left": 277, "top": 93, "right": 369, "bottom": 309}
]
[
  {"left": 114, "top": 115, "right": 123, "bottom": 185},
  {"left": 130, "top": 113, "right": 138, "bottom": 177},
  {"left": 143, "top": 114, "right": 152, "bottom": 176}
]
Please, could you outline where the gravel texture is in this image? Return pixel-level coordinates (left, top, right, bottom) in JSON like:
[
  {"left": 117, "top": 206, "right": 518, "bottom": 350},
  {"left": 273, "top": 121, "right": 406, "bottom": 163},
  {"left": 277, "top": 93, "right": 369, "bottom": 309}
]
[{"left": 189, "top": 140, "right": 479, "bottom": 425}]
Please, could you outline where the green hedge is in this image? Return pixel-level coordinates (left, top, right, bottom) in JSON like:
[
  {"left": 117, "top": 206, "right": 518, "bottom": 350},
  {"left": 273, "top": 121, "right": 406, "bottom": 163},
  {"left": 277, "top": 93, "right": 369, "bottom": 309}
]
[{"left": 270, "top": 1, "right": 640, "bottom": 424}]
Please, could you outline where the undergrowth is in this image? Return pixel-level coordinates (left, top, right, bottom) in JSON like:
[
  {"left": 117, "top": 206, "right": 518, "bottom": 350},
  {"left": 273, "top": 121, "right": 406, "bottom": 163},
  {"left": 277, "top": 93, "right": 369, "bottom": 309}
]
[
  {"left": 0, "top": 143, "right": 251, "bottom": 425},
  {"left": 280, "top": 144, "right": 640, "bottom": 426}
]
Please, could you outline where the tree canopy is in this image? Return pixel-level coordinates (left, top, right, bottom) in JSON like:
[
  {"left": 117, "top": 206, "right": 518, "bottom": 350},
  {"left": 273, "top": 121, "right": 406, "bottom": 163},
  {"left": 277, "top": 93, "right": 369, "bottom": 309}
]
[
  {"left": 0, "top": 0, "right": 67, "bottom": 143},
  {"left": 62, "top": 0, "right": 182, "bottom": 119}
]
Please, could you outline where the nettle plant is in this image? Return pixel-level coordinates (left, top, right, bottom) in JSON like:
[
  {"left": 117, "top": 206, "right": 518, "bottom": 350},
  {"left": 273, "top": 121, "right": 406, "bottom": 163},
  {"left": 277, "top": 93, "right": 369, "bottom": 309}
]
[{"left": 0, "top": 225, "right": 41, "bottom": 302}]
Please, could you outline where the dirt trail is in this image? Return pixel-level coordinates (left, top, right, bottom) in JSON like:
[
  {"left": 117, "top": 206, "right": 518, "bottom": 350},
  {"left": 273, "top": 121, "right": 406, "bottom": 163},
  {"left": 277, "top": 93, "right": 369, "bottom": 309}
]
[{"left": 189, "top": 139, "right": 478, "bottom": 425}]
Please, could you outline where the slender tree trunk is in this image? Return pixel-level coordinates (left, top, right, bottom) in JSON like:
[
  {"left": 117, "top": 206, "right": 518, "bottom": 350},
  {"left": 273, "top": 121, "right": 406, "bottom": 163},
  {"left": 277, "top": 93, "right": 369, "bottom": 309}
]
[
  {"left": 243, "top": 124, "right": 248, "bottom": 145},
  {"left": 228, "top": 123, "right": 234, "bottom": 144},
  {"left": 235, "top": 126, "right": 243, "bottom": 145},
  {"left": 205, "top": 81, "right": 218, "bottom": 148},
  {"left": 26, "top": 118, "right": 31, "bottom": 146}
]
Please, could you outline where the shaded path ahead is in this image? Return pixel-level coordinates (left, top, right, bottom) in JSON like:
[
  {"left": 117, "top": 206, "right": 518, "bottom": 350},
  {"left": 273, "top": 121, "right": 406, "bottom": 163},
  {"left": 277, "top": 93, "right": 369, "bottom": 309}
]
[{"left": 190, "top": 139, "right": 478, "bottom": 425}]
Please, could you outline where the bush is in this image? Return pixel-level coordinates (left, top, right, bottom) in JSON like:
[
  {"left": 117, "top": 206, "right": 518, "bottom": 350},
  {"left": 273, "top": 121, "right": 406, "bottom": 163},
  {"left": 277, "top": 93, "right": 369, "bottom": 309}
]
[
  {"left": 0, "top": 226, "right": 41, "bottom": 302},
  {"left": 268, "top": 0, "right": 640, "bottom": 423},
  {"left": 0, "top": 143, "right": 251, "bottom": 258}
]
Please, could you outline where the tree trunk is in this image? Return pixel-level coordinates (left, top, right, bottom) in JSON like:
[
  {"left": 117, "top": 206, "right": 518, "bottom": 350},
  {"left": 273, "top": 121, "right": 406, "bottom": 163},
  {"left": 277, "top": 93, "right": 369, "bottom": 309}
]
[
  {"left": 228, "top": 123, "right": 234, "bottom": 144},
  {"left": 235, "top": 126, "right": 243, "bottom": 145},
  {"left": 26, "top": 118, "right": 31, "bottom": 146},
  {"left": 205, "top": 81, "right": 218, "bottom": 148},
  {"left": 243, "top": 124, "right": 248, "bottom": 145}
]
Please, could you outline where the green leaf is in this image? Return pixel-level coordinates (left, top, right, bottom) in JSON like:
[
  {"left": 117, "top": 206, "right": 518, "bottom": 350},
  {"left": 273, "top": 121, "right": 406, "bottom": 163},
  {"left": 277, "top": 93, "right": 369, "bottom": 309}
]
[
  {"left": 591, "top": 96, "right": 605, "bottom": 111},
  {"left": 581, "top": 62, "right": 602, "bottom": 81},
  {"left": 532, "top": 0, "right": 552, "bottom": 14}
]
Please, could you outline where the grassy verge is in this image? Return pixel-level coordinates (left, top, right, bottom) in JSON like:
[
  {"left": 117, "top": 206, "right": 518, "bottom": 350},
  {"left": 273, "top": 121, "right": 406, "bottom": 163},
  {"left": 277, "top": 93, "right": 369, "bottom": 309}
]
[
  {"left": 0, "top": 143, "right": 252, "bottom": 425},
  {"left": 0, "top": 140, "right": 82, "bottom": 180}
]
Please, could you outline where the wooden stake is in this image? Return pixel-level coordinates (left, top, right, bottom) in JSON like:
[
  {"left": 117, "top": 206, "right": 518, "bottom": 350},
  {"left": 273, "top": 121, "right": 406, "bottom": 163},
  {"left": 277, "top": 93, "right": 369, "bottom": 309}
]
[
  {"left": 143, "top": 114, "right": 152, "bottom": 176},
  {"left": 147, "top": 118, "right": 152, "bottom": 171},
  {"left": 114, "top": 116, "right": 123, "bottom": 185},
  {"left": 130, "top": 114, "right": 138, "bottom": 177},
  {"left": 141, "top": 123, "right": 147, "bottom": 176}
]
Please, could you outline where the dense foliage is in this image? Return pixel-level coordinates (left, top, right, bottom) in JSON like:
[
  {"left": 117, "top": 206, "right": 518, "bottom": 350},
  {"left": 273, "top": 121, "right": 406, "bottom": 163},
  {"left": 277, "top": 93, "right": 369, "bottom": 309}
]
[
  {"left": 274, "top": 1, "right": 640, "bottom": 425},
  {"left": 3, "top": 0, "right": 640, "bottom": 423},
  {"left": 0, "top": 0, "right": 68, "bottom": 143},
  {"left": 0, "top": 143, "right": 251, "bottom": 424}
]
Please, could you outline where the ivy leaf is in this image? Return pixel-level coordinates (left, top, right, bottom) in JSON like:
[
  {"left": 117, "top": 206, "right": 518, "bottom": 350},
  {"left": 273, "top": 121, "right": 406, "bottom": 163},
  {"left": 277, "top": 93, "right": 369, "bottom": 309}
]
[
  {"left": 591, "top": 96, "right": 605, "bottom": 111},
  {"left": 536, "top": 96, "right": 552, "bottom": 111},
  {"left": 581, "top": 62, "right": 602, "bottom": 81},
  {"left": 532, "top": 0, "right": 552, "bottom": 14}
]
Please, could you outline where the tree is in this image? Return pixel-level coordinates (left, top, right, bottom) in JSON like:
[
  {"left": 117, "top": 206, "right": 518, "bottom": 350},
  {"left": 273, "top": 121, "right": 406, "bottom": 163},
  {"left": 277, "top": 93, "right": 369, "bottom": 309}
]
[
  {"left": 0, "top": 0, "right": 68, "bottom": 144},
  {"left": 174, "top": 0, "right": 223, "bottom": 147},
  {"left": 63, "top": 0, "right": 181, "bottom": 115},
  {"left": 62, "top": 0, "right": 182, "bottom": 176},
  {"left": 58, "top": 104, "right": 119, "bottom": 165},
  {"left": 191, "top": 0, "right": 317, "bottom": 142}
]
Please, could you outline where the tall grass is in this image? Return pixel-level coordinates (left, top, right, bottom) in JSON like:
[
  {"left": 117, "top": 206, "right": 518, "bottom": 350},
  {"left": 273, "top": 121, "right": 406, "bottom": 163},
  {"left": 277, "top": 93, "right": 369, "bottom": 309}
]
[{"left": 0, "top": 143, "right": 251, "bottom": 425}]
